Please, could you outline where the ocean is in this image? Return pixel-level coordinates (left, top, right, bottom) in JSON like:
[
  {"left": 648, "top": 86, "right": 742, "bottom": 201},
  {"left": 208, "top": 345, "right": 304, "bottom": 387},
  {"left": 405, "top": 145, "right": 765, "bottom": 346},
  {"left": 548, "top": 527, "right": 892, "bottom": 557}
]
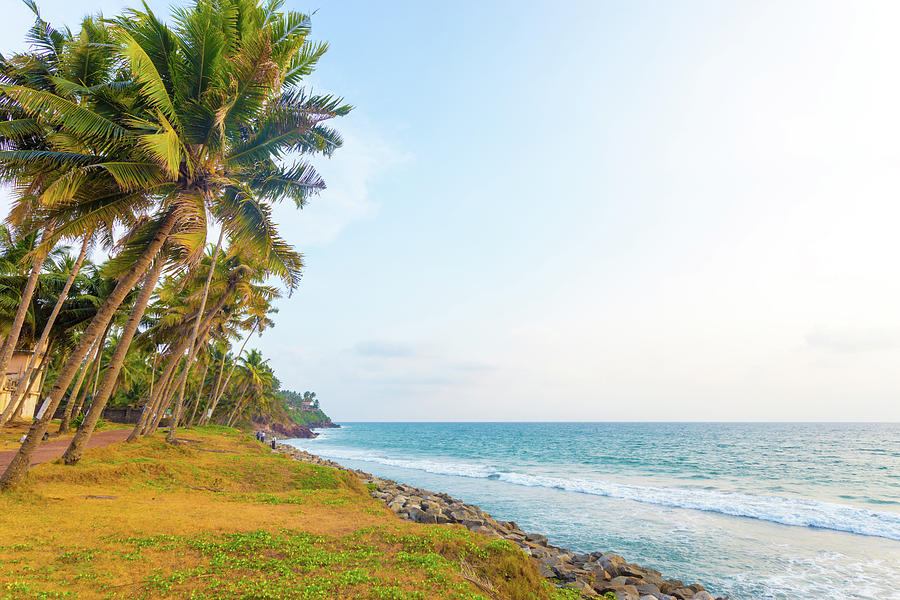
[{"left": 285, "top": 422, "right": 900, "bottom": 600}]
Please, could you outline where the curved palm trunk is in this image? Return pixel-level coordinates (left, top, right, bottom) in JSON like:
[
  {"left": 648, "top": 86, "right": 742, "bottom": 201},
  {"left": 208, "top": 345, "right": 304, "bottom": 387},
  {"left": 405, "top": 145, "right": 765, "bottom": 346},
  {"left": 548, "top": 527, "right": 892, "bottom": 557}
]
[
  {"left": 148, "top": 367, "right": 185, "bottom": 434},
  {"left": 127, "top": 349, "right": 158, "bottom": 442},
  {"left": 141, "top": 356, "right": 180, "bottom": 436},
  {"left": 0, "top": 236, "right": 90, "bottom": 427},
  {"left": 202, "top": 348, "right": 228, "bottom": 426},
  {"left": 58, "top": 338, "right": 99, "bottom": 434},
  {"left": 143, "top": 347, "right": 190, "bottom": 436},
  {"left": 0, "top": 210, "right": 177, "bottom": 490},
  {"left": 0, "top": 240, "right": 48, "bottom": 400},
  {"left": 225, "top": 380, "right": 254, "bottom": 427},
  {"left": 165, "top": 320, "right": 218, "bottom": 440},
  {"left": 135, "top": 288, "right": 230, "bottom": 439},
  {"left": 166, "top": 344, "right": 202, "bottom": 440},
  {"left": 72, "top": 321, "right": 111, "bottom": 419},
  {"left": 139, "top": 349, "right": 184, "bottom": 433},
  {"left": 225, "top": 397, "right": 246, "bottom": 427},
  {"left": 165, "top": 228, "right": 223, "bottom": 443},
  {"left": 186, "top": 354, "right": 209, "bottom": 427},
  {"left": 200, "top": 321, "right": 256, "bottom": 426},
  {"left": 62, "top": 258, "right": 165, "bottom": 464}
]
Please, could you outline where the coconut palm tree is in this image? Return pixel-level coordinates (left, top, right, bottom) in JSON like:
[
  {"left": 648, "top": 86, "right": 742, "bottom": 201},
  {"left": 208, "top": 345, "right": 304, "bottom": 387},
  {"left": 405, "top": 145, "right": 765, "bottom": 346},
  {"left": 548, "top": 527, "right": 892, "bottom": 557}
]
[
  {"left": 224, "top": 349, "right": 273, "bottom": 427},
  {"left": 1, "top": 0, "right": 348, "bottom": 487},
  {"left": 198, "top": 280, "right": 276, "bottom": 426}
]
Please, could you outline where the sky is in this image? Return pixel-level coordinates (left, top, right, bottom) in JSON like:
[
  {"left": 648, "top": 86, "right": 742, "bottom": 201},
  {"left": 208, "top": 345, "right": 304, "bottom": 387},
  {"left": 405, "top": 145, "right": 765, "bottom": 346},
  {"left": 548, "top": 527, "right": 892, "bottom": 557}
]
[{"left": 2, "top": 0, "right": 900, "bottom": 421}]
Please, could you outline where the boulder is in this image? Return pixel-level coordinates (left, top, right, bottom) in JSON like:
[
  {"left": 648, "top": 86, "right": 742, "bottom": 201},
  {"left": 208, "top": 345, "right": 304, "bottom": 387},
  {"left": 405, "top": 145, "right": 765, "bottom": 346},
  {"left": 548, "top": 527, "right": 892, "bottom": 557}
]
[
  {"left": 635, "top": 583, "right": 661, "bottom": 595},
  {"left": 659, "top": 581, "right": 684, "bottom": 594},
  {"left": 590, "top": 564, "right": 612, "bottom": 581},
  {"left": 401, "top": 506, "right": 425, "bottom": 523},
  {"left": 423, "top": 509, "right": 450, "bottom": 524},
  {"left": 565, "top": 580, "right": 597, "bottom": 597},
  {"left": 596, "top": 583, "right": 640, "bottom": 598}
]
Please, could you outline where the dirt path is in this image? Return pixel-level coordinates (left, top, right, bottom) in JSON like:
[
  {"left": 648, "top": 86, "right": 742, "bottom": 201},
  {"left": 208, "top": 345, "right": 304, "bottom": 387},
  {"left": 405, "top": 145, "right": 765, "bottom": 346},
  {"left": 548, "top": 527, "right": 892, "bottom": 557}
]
[{"left": 0, "top": 429, "right": 131, "bottom": 470}]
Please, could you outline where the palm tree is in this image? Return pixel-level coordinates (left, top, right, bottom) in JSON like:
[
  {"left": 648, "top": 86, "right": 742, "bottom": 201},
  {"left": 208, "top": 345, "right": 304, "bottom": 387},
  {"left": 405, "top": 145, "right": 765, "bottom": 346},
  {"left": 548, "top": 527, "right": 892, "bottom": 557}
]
[
  {"left": 198, "top": 280, "right": 276, "bottom": 426},
  {"left": 1, "top": 0, "right": 348, "bottom": 488},
  {"left": 0, "top": 237, "right": 90, "bottom": 426},
  {"left": 224, "top": 349, "right": 273, "bottom": 427},
  {"left": 0, "top": 2, "right": 121, "bottom": 398}
]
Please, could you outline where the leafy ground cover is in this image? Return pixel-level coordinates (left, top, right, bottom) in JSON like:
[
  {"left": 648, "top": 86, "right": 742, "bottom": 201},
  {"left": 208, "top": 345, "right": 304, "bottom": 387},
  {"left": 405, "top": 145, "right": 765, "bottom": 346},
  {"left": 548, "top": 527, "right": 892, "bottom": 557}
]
[{"left": 0, "top": 426, "right": 570, "bottom": 600}]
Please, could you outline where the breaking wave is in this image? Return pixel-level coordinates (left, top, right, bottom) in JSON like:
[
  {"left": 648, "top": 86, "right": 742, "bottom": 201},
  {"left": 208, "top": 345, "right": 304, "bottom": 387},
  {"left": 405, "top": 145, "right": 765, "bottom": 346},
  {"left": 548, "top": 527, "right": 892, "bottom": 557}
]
[{"left": 286, "top": 443, "right": 900, "bottom": 541}]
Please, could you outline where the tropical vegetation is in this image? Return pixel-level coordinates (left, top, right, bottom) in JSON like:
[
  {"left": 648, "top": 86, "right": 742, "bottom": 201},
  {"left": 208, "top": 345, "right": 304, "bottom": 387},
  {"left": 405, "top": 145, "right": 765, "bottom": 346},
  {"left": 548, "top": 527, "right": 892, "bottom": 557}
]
[{"left": 0, "top": 0, "right": 349, "bottom": 488}]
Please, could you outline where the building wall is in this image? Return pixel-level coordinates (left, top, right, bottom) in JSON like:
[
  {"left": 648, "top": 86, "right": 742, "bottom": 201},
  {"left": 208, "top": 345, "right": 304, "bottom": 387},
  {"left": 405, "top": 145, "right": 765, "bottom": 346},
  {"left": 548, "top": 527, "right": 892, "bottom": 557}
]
[{"left": 0, "top": 351, "right": 45, "bottom": 420}]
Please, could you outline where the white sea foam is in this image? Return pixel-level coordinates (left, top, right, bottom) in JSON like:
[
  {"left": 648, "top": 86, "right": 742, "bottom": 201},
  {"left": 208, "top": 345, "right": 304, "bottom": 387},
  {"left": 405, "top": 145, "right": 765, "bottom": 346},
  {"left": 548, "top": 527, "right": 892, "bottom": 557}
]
[{"left": 284, "top": 442, "right": 900, "bottom": 541}]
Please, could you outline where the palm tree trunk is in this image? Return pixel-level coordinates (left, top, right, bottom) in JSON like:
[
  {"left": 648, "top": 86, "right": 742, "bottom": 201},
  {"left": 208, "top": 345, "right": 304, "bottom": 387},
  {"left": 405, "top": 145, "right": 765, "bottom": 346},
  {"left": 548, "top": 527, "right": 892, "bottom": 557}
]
[
  {"left": 0, "top": 232, "right": 50, "bottom": 397},
  {"left": 0, "top": 236, "right": 90, "bottom": 427},
  {"left": 58, "top": 338, "right": 99, "bottom": 434},
  {"left": 165, "top": 319, "right": 219, "bottom": 440},
  {"left": 140, "top": 349, "right": 184, "bottom": 430},
  {"left": 137, "top": 289, "right": 228, "bottom": 439},
  {"left": 166, "top": 345, "right": 201, "bottom": 440},
  {"left": 0, "top": 209, "right": 178, "bottom": 490},
  {"left": 225, "top": 380, "right": 252, "bottom": 427},
  {"left": 62, "top": 258, "right": 165, "bottom": 465},
  {"left": 133, "top": 367, "right": 170, "bottom": 439},
  {"left": 73, "top": 321, "right": 111, "bottom": 419},
  {"left": 70, "top": 357, "right": 96, "bottom": 420},
  {"left": 224, "top": 397, "right": 242, "bottom": 427},
  {"left": 141, "top": 356, "right": 180, "bottom": 436},
  {"left": 202, "top": 347, "right": 228, "bottom": 426},
  {"left": 186, "top": 353, "right": 209, "bottom": 427},
  {"left": 127, "top": 349, "right": 158, "bottom": 442},
  {"left": 201, "top": 321, "right": 256, "bottom": 426},
  {"left": 165, "top": 228, "right": 223, "bottom": 443}
]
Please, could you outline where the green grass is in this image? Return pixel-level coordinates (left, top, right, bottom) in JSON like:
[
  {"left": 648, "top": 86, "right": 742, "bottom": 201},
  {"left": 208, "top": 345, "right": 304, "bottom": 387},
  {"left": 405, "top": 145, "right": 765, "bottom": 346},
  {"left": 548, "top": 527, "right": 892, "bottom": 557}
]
[{"left": 0, "top": 427, "right": 567, "bottom": 600}]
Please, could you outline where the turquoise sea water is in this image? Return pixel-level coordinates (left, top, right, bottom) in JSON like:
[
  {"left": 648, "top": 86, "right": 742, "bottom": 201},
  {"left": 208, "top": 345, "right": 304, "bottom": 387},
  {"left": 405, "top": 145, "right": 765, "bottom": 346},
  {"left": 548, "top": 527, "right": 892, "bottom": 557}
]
[{"left": 285, "top": 422, "right": 900, "bottom": 600}]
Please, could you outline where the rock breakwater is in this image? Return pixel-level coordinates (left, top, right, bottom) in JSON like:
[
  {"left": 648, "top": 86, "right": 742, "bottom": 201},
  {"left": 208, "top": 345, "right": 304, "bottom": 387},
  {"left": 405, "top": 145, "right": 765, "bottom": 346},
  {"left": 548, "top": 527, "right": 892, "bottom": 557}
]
[{"left": 273, "top": 443, "right": 726, "bottom": 600}]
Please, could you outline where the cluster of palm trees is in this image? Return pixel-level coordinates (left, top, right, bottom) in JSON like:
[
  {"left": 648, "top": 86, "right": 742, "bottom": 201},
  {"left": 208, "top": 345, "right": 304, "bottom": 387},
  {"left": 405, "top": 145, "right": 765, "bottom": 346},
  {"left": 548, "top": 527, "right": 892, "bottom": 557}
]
[{"left": 0, "top": 0, "right": 348, "bottom": 489}]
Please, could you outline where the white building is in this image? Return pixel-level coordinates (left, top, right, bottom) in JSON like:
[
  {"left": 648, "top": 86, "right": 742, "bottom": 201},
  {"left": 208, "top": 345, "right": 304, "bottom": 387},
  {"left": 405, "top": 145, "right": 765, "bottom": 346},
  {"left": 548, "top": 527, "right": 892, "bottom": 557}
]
[{"left": 0, "top": 350, "right": 46, "bottom": 421}]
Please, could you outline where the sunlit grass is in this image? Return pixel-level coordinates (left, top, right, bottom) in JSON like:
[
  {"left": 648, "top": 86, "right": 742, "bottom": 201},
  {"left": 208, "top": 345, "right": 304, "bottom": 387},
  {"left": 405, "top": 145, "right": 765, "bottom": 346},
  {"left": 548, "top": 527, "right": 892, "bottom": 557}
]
[{"left": 0, "top": 426, "right": 566, "bottom": 600}]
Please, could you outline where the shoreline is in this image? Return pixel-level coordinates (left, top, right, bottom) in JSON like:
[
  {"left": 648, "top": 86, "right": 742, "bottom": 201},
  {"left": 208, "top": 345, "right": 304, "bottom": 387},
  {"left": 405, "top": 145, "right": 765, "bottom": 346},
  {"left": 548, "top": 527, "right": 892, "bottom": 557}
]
[{"left": 273, "top": 442, "right": 725, "bottom": 600}]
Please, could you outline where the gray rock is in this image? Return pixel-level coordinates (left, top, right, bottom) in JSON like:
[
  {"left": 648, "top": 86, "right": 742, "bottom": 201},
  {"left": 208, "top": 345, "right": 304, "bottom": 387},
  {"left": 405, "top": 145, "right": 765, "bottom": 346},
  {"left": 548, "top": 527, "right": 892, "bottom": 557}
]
[
  {"left": 401, "top": 506, "right": 425, "bottom": 522},
  {"left": 636, "top": 583, "right": 661, "bottom": 595},
  {"left": 565, "top": 580, "right": 596, "bottom": 596}
]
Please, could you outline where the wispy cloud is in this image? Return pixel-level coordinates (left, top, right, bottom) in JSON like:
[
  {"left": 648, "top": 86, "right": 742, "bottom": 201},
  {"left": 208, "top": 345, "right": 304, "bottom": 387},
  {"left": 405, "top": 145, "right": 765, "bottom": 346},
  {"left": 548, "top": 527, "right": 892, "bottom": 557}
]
[{"left": 277, "top": 120, "right": 408, "bottom": 247}]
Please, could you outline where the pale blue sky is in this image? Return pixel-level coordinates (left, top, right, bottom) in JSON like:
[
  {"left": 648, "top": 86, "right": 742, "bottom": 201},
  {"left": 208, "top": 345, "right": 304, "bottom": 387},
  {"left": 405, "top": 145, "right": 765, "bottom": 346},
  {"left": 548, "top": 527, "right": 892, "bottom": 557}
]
[{"left": 4, "top": 1, "right": 900, "bottom": 421}]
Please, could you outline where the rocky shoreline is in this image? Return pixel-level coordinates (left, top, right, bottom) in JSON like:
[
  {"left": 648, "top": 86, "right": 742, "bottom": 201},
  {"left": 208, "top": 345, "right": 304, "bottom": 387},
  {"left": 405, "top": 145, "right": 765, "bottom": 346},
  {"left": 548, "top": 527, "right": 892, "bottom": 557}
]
[
  {"left": 272, "top": 443, "right": 726, "bottom": 600},
  {"left": 251, "top": 415, "right": 317, "bottom": 438}
]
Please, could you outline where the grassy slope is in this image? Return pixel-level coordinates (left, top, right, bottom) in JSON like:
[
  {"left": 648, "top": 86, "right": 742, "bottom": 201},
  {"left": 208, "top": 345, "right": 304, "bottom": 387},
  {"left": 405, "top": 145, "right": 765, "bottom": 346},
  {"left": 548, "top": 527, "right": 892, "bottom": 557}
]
[{"left": 0, "top": 427, "right": 574, "bottom": 600}]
